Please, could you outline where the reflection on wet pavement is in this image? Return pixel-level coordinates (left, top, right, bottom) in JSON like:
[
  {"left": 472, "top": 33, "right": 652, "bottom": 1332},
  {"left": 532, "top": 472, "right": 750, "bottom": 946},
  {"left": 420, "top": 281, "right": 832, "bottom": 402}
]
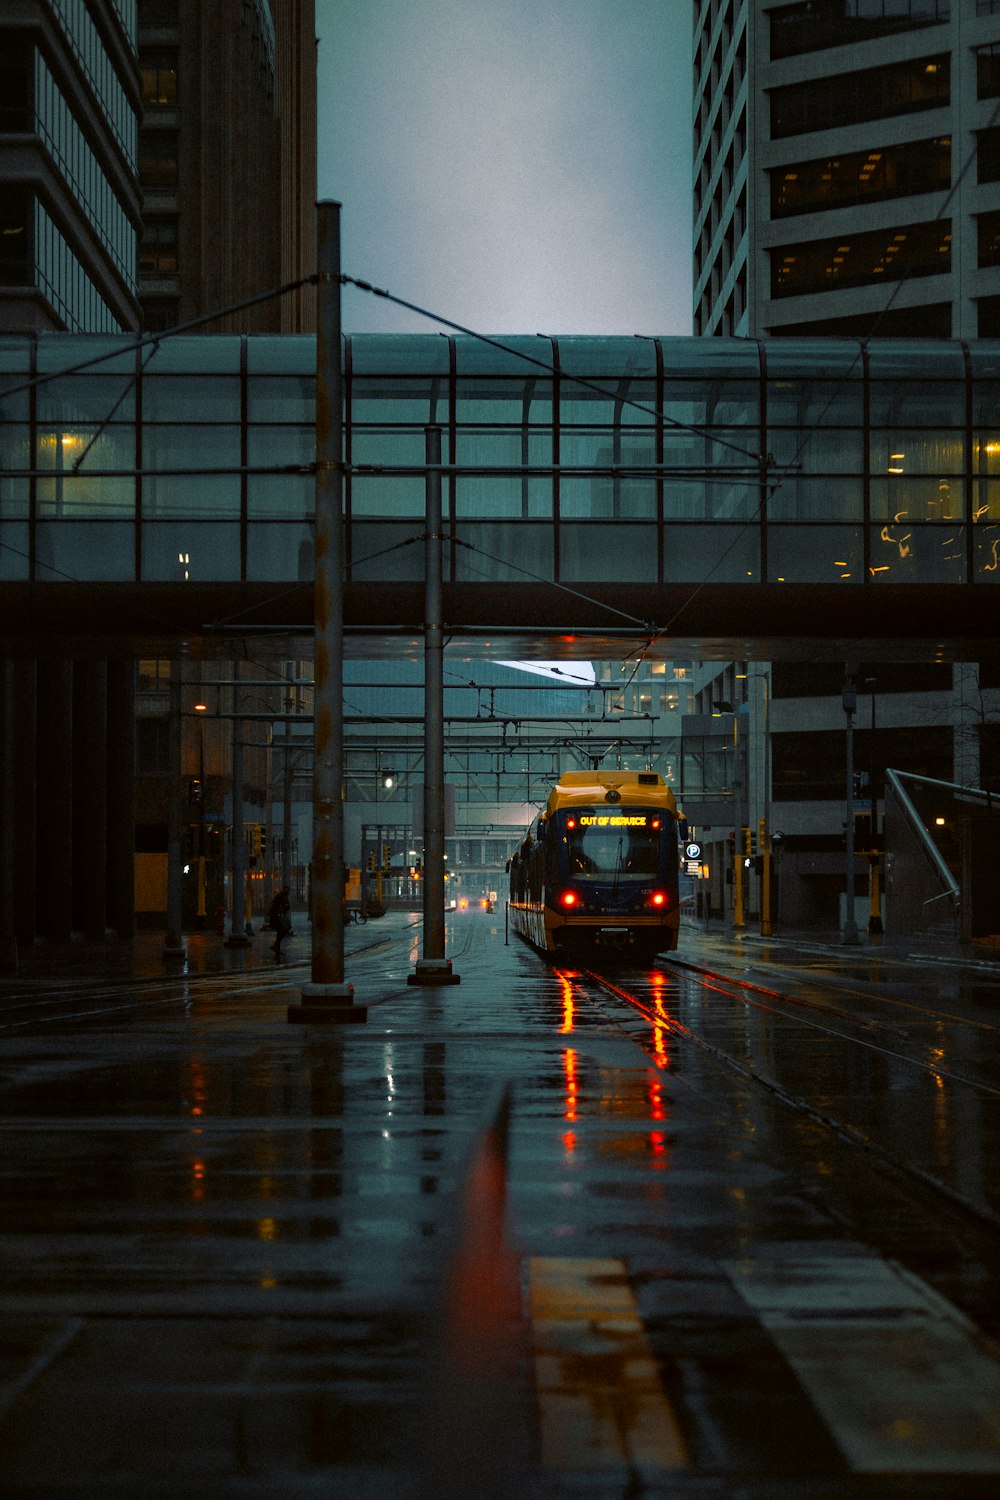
[{"left": 0, "top": 911, "right": 998, "bottom": 1494}]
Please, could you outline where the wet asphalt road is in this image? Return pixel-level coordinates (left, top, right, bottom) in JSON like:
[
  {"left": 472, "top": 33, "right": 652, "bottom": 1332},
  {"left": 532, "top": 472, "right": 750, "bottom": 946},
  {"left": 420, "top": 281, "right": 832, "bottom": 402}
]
[{"left": 0, "top": 911, "right": 998, "bottom": 1498}]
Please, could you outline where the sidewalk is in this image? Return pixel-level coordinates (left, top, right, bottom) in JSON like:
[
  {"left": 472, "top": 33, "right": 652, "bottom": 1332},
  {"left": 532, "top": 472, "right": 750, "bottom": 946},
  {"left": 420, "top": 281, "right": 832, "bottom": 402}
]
[
  {"left": 0, "top": 908, "right": 415, "bottom": 991},
  {"left": 688, "top": 915, "right": 1000, "bottom": 972}
]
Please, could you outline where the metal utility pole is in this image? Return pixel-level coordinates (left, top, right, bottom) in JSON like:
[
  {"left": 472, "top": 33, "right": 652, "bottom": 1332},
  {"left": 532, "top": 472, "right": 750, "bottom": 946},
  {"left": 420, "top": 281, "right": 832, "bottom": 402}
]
[
  {"left": 842, "top": 664, "right": 860, "bottom": 945},
  {"left": 290, "top": 200, "right": 366, "bottom": 1022},
  {"left": 226, "top": 660, "right": 250, "bottom": 948},
  {"left": 866, "top": 677, "right": 883, "bottom": 935},
  {"left": 409, "top": 426, "right": 460, "bottom": 984},
  {"left": 282, "top": 664, "right": 294, "bottom": 895},
  {"left": 163, "top": 652, "right": 186, "bottom": 957},
  {"left": 0, "top": 662, "right": 18, "bottom": 971}
]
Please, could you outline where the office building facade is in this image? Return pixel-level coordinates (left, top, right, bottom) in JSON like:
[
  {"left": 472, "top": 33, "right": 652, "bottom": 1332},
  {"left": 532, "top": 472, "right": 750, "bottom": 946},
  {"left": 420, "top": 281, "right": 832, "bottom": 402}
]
[
  {"left": 690, "top": 3, "right": 1000, "bottom": 937},
  {"left": 0, "top": 0, "right": 143, "bottom": 333},
  {"left": 137, "top": 0, "right": 316, "bottom": 334},
  {"left": 694, "top": 0, "right": 1000, "bottom": 338}
]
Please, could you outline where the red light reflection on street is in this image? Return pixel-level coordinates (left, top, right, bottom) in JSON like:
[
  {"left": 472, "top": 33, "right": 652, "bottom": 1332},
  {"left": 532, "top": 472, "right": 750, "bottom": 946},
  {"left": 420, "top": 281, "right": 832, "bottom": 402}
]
[
  {"left": 648, "top": 1075, "right": 669, "bottom": 1167},
  {"left": 649, "top": 1074, "right": 669, "bottom": 1165}
]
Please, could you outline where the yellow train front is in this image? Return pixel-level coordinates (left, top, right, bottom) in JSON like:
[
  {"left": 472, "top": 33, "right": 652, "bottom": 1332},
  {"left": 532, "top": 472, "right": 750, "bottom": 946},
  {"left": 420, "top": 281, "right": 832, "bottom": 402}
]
[{"left": 508, "top": 771, "right": 681, "bottom": 961}]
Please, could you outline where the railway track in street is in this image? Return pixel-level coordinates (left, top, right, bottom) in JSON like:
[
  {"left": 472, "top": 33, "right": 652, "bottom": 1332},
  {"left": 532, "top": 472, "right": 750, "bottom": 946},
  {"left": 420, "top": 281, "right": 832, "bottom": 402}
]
[{"left": 562, "top": 952, "right": 1000, "bottom": 1245}]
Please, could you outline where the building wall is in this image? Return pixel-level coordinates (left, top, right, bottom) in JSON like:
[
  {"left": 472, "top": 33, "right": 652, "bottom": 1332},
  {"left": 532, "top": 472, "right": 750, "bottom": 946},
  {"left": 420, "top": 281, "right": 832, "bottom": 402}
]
[
  {"left": 137, "top": 0, "right": 316, "bottom": 334},
  {"left": 694, "top": 0, "right": 1000, "bottom": 338}
]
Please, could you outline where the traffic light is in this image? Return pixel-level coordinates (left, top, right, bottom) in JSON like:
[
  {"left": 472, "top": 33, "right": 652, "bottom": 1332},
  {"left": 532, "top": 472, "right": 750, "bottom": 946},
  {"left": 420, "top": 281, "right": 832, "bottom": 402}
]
[
  {"left": 742, "top": 826, "right": 755, "bottom": 856},
  {"left": 382, "top": 844, "right": 391, "bottom": 872},
  {"left": 368, "top": 853, "right": 376, "bottom": 874},
  {"left": 259, "top": 827, "right": 267, "bottom": 857}
]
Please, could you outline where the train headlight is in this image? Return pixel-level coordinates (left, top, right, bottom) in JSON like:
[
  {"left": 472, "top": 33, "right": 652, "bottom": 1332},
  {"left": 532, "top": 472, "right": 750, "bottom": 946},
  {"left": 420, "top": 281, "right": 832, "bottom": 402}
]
[{"left": 559, "top": 890, "right": 580, "bottom": 909}]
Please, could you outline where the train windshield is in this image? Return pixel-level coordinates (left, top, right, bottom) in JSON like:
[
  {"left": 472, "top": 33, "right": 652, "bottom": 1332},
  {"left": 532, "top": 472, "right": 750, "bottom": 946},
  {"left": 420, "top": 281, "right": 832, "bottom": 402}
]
[{"left": 560, "top": 808, "right": 666, "bottom": 881}]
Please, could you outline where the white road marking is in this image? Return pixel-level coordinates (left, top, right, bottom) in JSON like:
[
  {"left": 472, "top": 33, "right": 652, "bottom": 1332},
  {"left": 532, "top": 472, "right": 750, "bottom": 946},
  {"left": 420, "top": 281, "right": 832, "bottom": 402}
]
[{"left": 726, "top": 1248, "right": 1000, "bottom": 1472}]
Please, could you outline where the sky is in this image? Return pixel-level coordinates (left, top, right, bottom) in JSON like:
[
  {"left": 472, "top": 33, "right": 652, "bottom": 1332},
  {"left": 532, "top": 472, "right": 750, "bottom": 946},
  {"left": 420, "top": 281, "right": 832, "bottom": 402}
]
[{"left": 315, "top": 0, "right": 694, "bottom": 336}]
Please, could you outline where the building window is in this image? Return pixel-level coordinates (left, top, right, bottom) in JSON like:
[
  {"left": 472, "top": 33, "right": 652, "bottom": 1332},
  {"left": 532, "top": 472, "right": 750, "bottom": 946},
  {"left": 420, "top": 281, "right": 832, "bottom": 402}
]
[
  {"left": 140, "top": 217, "right": 179, "bottom": 275},
  {"left": 771, "top": 220, "right": 951, "bottom": 299},
  {"left": 0, "top": 186, "right": 30, "bottom": 284},
  {"left": 978, "top": 125, "right": 1000, "bottom": 183},
  {"left": 770, "top": 304, "right": 952, "bottom": 337},
  {"left": 772, "top": 726, "right": 951, "bottom": 801},
  {"left": 978, "top": 296, "right": 1000, "bottom": 336},
  {"left": 770, "top": 55, "right": 949, "bottom": 139},
  {"left": 141, "top": 51, "right": 178, "bottom": 107},
  {"left": 771, "top": 138, "right": 950, "bottom": 219},
  {"left": 978, "top": 42, "right": 1000, "bottom": 99},
  {"left": 978, "top": 210, "right": 1000, "bottom": 268},
  {"left": 0, "top": 34, "right": 30, "bottom": 131},
  {"left": 136, "top": 718, "right": 170, "bottom": 774},
  {"left": 139, "top": 134, "right": 179, "bottom": 190},
  {"left": 770, "top": 0, "right": 949, "bottom": 61},
  {"left": 141, "top": 298, "right": 180, "bottom": 332}
]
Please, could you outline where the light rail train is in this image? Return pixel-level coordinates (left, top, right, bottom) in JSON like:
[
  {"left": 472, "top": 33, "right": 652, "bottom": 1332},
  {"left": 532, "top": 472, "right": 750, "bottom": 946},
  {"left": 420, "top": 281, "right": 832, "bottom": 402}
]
[{"left": 507, "top": 771, "right": 681, "bottom": 960}]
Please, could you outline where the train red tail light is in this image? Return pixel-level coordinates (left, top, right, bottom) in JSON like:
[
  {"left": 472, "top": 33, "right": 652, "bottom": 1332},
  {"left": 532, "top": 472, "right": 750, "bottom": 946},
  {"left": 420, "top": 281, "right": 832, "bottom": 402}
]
[
  {"left": 559, "top": 890, "right": 580, "bottom": 908},
  {"left": 649, "top": 891, "right": 668, "bottom": 908}
]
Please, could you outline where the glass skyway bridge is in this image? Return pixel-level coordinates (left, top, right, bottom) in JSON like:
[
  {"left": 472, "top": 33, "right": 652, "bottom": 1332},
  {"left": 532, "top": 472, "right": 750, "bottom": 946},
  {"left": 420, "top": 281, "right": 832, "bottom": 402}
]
[{"left": 3, "top": 333, "right": 1000, "bottom": 656}]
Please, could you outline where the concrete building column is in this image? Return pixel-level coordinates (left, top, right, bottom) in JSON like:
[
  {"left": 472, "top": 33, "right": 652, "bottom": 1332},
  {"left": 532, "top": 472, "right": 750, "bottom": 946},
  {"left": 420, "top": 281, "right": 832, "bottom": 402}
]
[
  {"left": 952, "top": 663, "right": 981, "bottom": 788},
  {"left": 73, "top": 661, "right": 108, "bottom": 940},
  {"left": 106, "top": 660, "right": 136, "bottom": 938},
  {"left": 0, "top": 661, "right": 17, "bottom": 968},
  {"left": 36, "top": 661, "right": 74, "bottom": 942},
  {"left": 12, "top": 662, "right": 37, "bottom": 948}
]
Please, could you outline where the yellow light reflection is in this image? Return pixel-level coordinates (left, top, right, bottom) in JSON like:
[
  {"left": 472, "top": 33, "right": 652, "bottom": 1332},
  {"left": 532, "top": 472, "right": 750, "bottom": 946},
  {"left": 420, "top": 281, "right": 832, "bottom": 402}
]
[
  {"left": 648, "top": 974, "right": 671, "bottom": 1070},
  {"left": 558, "top": 971, "right": 575, "bottom": 1034}
]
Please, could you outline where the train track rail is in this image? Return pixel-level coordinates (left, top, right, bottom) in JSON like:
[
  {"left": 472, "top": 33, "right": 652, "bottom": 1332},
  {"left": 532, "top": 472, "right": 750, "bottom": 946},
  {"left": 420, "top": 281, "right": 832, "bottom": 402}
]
[{"left": 561, "top": 957, "right": 1000, "bottom": 1238}]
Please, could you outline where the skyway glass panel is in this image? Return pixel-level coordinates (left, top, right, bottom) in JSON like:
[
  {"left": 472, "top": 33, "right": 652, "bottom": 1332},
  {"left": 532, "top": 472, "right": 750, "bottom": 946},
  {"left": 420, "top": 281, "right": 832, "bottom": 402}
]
[
  {"left": 10, "top": 332, "right": 1000, "bottom": 590},
  {"left": 453, "top": 335, "right": 556, "bottom": 376}
]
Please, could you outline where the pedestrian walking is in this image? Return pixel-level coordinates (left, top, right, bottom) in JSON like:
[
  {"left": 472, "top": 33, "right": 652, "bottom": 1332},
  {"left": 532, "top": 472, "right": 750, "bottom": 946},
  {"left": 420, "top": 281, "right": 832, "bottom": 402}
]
[{"left": 268, "top": 885, "right": 292, "bottom": 956}]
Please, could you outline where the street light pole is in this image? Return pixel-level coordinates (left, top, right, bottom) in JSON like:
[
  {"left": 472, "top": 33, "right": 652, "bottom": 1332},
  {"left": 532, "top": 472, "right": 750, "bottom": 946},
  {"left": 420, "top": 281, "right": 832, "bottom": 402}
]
[
  {"left": 758, "top": 672, "right": 773, "bottom": 936},
  {"left": 409, "top": 425, "right": 460, "bottom": 985},
  {"left": 843, "top": 664, "right": 860, "bottom": 945},
  {"left": 226, "top": 661, "right": 250, "bottom": 948},
  {"left": 866, "top": 677, "right": 883, "bottom": 935}
]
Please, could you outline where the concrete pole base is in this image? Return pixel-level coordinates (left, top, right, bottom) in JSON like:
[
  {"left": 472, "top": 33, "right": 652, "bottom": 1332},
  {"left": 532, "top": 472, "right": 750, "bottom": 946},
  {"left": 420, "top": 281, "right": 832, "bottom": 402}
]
[
  {"left": 224, "top": 933, "right": 251, "bottom": 949},
  {"left": 407, "top": 958, "right": 461, "bottom": 986},
  {"left": 288, "top": 982, "right": 367, "bottom": 1025},
  {"left": 163, "top": 940, "right": 186, "bottom": 958}
]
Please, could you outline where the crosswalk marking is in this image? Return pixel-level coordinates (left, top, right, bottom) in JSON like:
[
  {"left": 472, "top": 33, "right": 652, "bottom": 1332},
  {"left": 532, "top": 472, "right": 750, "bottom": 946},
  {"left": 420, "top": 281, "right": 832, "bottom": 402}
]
[
  {"left": 527, "top": 1256, "right": 689, "bottom": 1472},
  {"left": 726, "top": 1249, "right": 1000, "bottom": 1472}
]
